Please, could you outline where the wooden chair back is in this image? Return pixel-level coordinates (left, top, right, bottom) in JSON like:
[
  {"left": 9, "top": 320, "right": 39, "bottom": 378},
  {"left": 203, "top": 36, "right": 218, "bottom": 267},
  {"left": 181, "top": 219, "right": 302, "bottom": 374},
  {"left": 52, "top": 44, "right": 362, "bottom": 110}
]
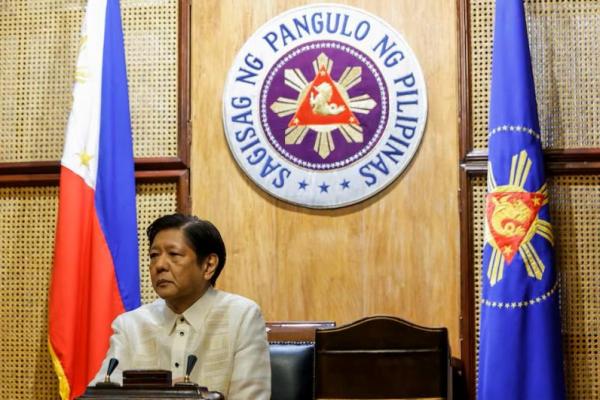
[{"left": 315, "top": 316, "right": 451, "bottom": 399}]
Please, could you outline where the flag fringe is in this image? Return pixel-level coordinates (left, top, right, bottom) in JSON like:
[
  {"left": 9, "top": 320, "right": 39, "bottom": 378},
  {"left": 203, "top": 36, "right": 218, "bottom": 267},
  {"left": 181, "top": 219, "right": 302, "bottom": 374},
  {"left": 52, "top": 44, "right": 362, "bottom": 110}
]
[{"left": 48, "top": 338, "right": 71, "bottom": 400}]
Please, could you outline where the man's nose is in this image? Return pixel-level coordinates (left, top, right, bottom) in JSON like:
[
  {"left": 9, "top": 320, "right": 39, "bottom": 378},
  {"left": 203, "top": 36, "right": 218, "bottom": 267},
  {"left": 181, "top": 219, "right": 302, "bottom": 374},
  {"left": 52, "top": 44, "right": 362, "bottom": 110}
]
[{"left": 152, "top": 254, "right": 170, "bottom": 272}]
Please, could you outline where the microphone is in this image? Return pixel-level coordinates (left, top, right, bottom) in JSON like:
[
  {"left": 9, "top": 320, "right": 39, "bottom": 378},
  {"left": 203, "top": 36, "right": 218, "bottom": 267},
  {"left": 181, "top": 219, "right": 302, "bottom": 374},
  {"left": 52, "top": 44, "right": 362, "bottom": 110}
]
[
  {"left": 183, "top": 354, "right": 198, "bottom": 384},
  {"left": 175, "top": 355, "right": 224, "bottom": 399},
  {"left": 106, "top": 358, "right": 119, "bottom": 381},
  {"left": 95, "top": 358, "right": 119, "bottom": 387},
  {"left": 175, "top": 354, "right": 201, "bottom": 388}
]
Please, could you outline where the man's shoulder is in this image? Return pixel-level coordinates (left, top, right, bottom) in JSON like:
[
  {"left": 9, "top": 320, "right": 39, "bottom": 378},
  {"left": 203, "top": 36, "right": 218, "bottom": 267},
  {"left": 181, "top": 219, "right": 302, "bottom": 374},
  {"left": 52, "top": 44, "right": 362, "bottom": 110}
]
[
  {"left": 214, "top": 289, "right": 261, "bottom": 313},
  {"left": 115, "top": 298, "right": 166, "bottom": 325},
  {"left": 211, "top": 290, "right": 266, "bottom": 335}
]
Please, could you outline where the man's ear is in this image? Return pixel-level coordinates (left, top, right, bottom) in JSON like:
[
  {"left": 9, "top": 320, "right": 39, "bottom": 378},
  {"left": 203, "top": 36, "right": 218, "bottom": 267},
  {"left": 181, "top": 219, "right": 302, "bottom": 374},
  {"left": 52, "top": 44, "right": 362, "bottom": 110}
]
[{"left": 203, "top": 254, "right": 218, "bottom": 281}]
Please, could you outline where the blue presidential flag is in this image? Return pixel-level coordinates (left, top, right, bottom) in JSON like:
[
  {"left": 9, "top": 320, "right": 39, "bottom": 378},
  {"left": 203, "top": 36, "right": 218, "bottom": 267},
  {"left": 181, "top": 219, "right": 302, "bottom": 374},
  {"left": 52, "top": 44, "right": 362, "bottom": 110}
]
[{"left": 477, "top": 1, "right": 566, "bottom": 399}]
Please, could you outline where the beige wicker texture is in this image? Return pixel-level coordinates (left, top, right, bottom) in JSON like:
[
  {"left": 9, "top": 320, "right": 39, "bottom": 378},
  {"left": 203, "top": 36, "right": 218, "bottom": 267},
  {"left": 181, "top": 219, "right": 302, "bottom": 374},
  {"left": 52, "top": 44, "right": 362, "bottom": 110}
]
[
  {"left": 122, "top": 0, "right": 178, "bottom": 158},
  {"left": 472, "top": 175, "right": 600, "bottom": 399},
  {"left": 0, "top": 0, "right": 178, "bottom": 163},
  {"left": 0, "top": 186, "right": 59, "bottom": 399},
  {"left": 469, "top": 0, "right": 600, "bottom": 149},
  {"left": 0, "top": 182, "right": 177, "bottom": 399},
  {"left": 549, "top": 175, "right": 600, "bottom": 399},
  {"left": 469, "top": 0, "right": 494, "bottom": 150},
  {"left": 471, "top": 176, "right": 486, "bottom": 390},
  {"left": 136, "top": 182, "right": 178, "bottom": 304}
]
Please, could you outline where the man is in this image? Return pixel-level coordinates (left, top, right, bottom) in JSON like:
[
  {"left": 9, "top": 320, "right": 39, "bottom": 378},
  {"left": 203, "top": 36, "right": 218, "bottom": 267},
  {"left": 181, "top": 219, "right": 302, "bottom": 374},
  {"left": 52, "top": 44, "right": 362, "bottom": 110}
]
[{"left": 92, "top": 214, "right": 271, "bottom": 399}]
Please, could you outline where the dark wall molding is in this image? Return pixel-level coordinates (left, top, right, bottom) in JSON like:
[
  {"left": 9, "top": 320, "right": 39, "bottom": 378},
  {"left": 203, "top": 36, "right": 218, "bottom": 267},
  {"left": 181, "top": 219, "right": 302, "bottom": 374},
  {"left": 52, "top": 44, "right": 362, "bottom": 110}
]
[
  {"left": 178, "top": 0, "right": 192, "bottom": 168},
  {"left": 461, "top": 148, "right": 600, "bottom": 176},
  {"left": 457, "top": 0, "right": 476, "bottom": 397},
  {"left": 0, "top": 170, "right": 190, "bottom": 213}
]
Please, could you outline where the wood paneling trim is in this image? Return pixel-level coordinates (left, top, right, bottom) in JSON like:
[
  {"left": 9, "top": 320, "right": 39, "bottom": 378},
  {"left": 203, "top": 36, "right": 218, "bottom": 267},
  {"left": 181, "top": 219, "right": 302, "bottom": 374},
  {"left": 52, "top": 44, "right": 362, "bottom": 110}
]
[
  {"left": 0, "top": 169, "right": 185, "bottom": 185},
  {"left": 463, "top": 149, "right": 600, "bottom": 175},
  {"left": 135, "top": 169, "right": 188, "bottom": 182},
  {"left": 135, "top": 157, "right": 188, "bottom": 170},
  {"left": 177, "top": 170, "right": 190, "bottom": 213},
  {"left": 546, "top": 148, "right": 600, "bottom": 161},
  {"left": 0, "top": 158, "right": 189, "bottom": 175},
  {"left": 0, "top": 161, "right": 58, "bottom": 175},
  {"left": 457, "top": 0, "right": 475, "bottom": 394},
  {"left": 547, "top": 161, "right": 600, "bottom": 174},
  {"left": 463, "top": 149, "right": 487, "bottom": 165},
  {"left": 458, "top": 0, "right": 473, "bottom": 162},
  {"left": 178, "top": 0, "right": 192, "bottom": 167},
  {"left": 0, "top": 174, "right": 59, "bottom": 187},
  {"left": 459, "top": 167, "right": 476, "bottom": 400},
  {"left": 545, "top": 149, "right": 600, "bottom": 174},
  {"left": 466, "top": 148, "right": 600, "bottom": 162}
]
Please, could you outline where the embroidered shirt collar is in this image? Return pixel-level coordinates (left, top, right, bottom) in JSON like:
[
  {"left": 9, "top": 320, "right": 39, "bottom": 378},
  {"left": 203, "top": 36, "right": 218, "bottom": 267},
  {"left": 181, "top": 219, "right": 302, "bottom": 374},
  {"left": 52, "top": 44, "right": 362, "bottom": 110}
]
[{"left": 158, "top": 286, "right": 218, "bottom": 335}]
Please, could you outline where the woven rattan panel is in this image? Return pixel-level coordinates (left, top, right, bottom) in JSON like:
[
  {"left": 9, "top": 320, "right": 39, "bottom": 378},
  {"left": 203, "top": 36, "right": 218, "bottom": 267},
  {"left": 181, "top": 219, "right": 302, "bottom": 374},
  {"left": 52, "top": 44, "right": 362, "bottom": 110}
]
[
  {"left": 469, "top": 0, "right": 494, "bottom": 150},
  {"left": 550, "top": 175, "right": 600, "bottom": 399},
  {"left": 469, "top": 0, "right": 600, "bottom": 150},
  {"left": 471, "top": 175, "right": 600, "bottom": 399},
  {"left": 471, "top": 176, "right": 486, "bottom": 391},
  {"left": 0, "top": 0, "right": 178, "bottom": 163},
  {"left": 0, "top": 186, "right": 59, "bottom": 399},
  {"left": 0, "top": 182, "right": 176, "bottom": 399},
  {"left": 136, "top": 182, "right": 178, "bottom": 304}
]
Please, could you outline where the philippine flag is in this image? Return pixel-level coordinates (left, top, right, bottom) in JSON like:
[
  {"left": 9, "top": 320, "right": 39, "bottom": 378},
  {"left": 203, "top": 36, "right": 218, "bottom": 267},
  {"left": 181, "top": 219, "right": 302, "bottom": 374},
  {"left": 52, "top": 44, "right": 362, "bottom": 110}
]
[{"left": 48, "top": 1, "right": 141, "bottom": 399}]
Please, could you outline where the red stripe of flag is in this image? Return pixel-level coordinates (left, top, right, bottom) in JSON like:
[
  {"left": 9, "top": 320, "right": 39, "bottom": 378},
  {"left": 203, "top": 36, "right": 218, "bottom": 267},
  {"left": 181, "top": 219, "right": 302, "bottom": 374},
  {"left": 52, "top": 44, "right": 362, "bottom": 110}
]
[{"left": 49, "top": 168, "right": 125, "bottom": 399}]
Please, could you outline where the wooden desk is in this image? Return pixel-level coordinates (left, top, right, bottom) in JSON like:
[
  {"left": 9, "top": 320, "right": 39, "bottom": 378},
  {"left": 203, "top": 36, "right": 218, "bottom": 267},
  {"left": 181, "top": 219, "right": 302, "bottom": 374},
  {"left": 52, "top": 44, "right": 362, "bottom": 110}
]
[
  {"left": 78, "top": 369, "right": 223, "bottom": 399},
  {"left": 77, "top": 385, "right": 205, "bottom": 399}
]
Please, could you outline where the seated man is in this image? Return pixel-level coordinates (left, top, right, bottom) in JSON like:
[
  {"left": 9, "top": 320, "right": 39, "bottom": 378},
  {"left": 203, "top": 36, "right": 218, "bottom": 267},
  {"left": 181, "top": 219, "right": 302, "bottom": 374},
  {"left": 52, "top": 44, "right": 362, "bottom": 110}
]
[{"left": 92, "top": 214, "right": 271, "bottom": 399}]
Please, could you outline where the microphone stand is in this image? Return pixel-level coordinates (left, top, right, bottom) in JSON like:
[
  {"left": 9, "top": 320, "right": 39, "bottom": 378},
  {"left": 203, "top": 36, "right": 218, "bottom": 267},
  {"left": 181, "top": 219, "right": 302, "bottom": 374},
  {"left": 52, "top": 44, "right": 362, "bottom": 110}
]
[
  {"left": 175, "top": 355, "right": 224, "bottom": 400},
  {"left": 95, "top": 358, "right": 119, "bottom": 387}
]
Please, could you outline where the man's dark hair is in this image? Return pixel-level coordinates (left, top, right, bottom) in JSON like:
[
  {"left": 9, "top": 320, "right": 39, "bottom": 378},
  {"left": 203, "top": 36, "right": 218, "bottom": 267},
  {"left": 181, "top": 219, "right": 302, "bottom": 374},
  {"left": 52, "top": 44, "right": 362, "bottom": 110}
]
[{"left": 147, "top": 213, "right": 226, "bottom": 286}]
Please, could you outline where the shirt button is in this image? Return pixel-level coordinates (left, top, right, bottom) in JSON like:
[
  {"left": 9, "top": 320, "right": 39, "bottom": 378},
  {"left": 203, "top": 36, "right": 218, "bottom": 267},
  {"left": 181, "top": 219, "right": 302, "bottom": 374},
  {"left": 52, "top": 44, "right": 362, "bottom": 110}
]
[
  {"left": 180, "top": 317, "right": 185, "bottom": 322},
  {"left": 179, "top": 331, "right": 184, "bottom": 336},
  {"left": 175, "top": 362, "right": 180, "bottom": 368}
]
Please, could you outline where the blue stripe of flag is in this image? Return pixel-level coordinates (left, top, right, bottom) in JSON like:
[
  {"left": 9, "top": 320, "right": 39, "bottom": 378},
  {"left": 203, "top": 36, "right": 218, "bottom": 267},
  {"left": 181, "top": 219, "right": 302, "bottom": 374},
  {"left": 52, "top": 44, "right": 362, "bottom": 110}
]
[{"left": 95, "top": 0, "right": 141, "bottom": 312}]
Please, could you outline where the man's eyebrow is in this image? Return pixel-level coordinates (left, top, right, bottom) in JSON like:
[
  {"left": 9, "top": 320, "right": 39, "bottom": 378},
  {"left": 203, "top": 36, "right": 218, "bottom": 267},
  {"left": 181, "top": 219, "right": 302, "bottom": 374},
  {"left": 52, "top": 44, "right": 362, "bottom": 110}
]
[{"left": 151, "top": 242, "right": 181, "bottom": 250}]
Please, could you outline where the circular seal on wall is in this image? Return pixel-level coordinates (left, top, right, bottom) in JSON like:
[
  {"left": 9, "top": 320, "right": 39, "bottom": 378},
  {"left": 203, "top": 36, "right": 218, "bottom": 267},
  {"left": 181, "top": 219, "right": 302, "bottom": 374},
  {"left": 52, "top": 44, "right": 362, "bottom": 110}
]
[{"left": 223, "top": 4, "right": 427, "bottom": 208}]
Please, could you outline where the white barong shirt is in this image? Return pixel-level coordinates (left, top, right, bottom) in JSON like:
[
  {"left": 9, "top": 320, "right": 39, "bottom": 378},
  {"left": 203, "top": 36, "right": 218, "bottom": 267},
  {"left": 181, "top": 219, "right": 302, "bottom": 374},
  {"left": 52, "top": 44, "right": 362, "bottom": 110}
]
[{"left": 92, "top": 286, "right": 271, "bottom": 399}]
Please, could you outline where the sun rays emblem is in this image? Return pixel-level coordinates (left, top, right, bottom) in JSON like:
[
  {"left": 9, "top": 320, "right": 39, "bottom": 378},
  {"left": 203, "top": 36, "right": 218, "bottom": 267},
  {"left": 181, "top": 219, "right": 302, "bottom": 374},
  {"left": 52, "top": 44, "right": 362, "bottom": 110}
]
[
  {"left": 485, "top": 150, "right": 554, "bottom": 286},
  {"left": 269, "top": 53, "right": 377, "bottom": 159}
]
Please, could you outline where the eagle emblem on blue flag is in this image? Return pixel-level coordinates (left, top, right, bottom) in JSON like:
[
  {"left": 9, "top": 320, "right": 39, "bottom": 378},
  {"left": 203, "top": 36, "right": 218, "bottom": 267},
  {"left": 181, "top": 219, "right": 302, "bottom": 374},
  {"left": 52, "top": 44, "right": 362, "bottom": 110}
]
[{"left": 485, "top": 150, "right": 553, "bottom": 286}]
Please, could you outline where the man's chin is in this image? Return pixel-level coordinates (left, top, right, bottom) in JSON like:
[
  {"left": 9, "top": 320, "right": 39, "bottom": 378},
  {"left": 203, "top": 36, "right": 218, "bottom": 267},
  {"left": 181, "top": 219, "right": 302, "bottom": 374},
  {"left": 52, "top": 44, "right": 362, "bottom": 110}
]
[{"left": 154, "top": 286, "right": 176, "bottom": 299}]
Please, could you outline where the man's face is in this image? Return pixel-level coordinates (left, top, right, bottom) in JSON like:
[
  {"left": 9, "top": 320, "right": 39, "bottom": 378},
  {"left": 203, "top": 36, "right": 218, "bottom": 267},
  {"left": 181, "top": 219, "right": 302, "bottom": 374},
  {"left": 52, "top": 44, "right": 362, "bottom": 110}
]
[{"left": 149, "top": 228, "right": 214, "bottom": 313}]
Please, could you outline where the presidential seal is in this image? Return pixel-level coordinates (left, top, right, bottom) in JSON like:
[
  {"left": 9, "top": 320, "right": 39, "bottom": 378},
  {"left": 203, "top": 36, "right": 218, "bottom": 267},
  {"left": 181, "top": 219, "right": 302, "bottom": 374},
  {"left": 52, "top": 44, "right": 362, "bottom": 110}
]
[{"left": 223, "top": 4, "right": 427, "bottom": 208}]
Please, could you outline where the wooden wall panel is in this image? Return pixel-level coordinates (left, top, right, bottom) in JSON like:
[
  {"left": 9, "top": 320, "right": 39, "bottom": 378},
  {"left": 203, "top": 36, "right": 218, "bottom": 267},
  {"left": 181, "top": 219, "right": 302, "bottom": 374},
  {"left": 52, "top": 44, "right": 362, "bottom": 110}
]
[{"left": 191, "top": 0, "right": 460, "bottom": 352}]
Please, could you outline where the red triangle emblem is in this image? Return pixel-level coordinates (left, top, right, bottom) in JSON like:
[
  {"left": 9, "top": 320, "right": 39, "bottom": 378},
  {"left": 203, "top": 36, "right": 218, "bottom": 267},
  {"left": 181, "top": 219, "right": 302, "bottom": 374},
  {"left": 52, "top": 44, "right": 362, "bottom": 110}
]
[
  {"left": 485, "top": 191, "right": 545, "bottom": 263},
  {"left": 289, "top": 65, "right": 359, "bottom": 127}
]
